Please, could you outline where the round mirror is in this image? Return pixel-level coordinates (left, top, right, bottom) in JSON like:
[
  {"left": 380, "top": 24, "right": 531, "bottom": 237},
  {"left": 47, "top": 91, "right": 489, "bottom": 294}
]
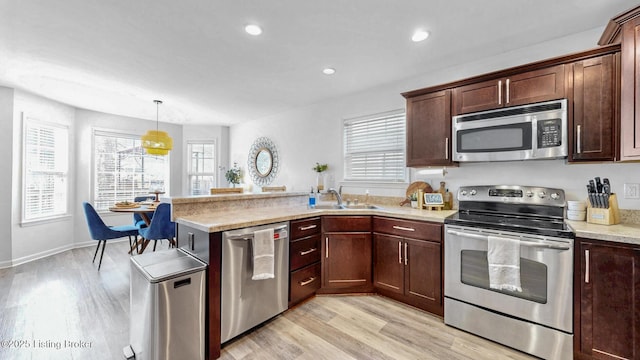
[
  {"left": 255, "top": 148, "right": 273, "bottom": 177},
  {"left": 247, "top": 137, "right": 279, "bottom": 186}
]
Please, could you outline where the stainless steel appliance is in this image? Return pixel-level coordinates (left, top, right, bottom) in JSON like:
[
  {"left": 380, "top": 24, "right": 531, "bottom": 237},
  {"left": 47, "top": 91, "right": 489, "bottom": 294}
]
[
  {"left": 452, "top": 99, "right": 568, "bottom": 162},
  {"left": 126, "top": 249, "right": 207, "bottom": 360},
  {"left": 444, "top": 185, "right": 574, "bottom": 360},
  {"left": 221, "top": 222, "right": 289, "bottom": 343}
]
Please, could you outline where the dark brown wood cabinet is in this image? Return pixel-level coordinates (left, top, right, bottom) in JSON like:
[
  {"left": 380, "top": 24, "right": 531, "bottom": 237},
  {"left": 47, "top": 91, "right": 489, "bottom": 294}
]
[
  {"left": 600, "top": 6, "right": 640, "bottom": 161},
  {"left": 373, "top": 217, "right": 443, "bottom": 316},
  {"left": 320, "top": 216, "right": 373, "bottom": 293},
  {"left": 568, "top": 52, "right": 619, "bottom": 162},
  {"left": 289, "top": 217, "right": 322, "bottom": 306},
  {"left": 575, "top": 238, "right": 640, "bottom": 359},
  {"left": 405, "top": 90, "right": 453, "bottom": 167},
  {"left": 452, "top": 65, "right": 565, "bottom": 115}
]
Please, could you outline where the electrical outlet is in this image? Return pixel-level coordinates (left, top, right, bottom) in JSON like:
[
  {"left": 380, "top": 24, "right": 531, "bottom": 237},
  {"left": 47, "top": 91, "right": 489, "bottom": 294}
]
[{"left": 624, "top": 183, "right": 640, "bottom": 199}]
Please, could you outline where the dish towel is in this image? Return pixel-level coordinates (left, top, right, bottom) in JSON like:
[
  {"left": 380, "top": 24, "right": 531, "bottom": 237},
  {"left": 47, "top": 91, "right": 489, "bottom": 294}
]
[
  {"left": 487, "top": 235, "right": 522, "bottom": 292},
  {"left": 251, "top": 228, "right": 275, "bottom": 280}
]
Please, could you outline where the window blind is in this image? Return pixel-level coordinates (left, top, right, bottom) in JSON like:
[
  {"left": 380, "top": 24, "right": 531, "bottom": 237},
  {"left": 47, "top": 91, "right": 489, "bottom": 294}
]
[
  {"left": 23, "top": 119, "right": 69, "bottom": 221},
  {"left": 93, "top": 130, "right": 170, "bottom": 211},
  {"left": 343, "top": 109, "right": 407, "bottom": 182},
  {"left": 187, "top": 142, "right": 216, "bottom": 195}
]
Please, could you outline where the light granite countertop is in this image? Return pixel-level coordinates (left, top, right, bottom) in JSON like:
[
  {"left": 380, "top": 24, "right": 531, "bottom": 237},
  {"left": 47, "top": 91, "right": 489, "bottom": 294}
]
[
  {"left": 567, "top": 220, "right": 640, "bottom": 246},
  {"left": 176, "top": 203, "right": 457, "bottom": 233}
]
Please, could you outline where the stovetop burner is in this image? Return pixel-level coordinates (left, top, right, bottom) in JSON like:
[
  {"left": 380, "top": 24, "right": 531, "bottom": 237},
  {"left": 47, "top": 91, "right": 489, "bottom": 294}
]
[{"left": 444, "top": 185, "right": 574, "bottom": 239}]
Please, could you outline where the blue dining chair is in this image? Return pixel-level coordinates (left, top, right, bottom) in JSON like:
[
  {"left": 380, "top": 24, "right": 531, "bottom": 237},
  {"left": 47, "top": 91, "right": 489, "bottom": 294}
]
[
  {"left": 133, "top": 196, "right": 155, "bottom": 229},
  {"left": 82, "top": 202, "right": 140, "bottom": 270},
  {"left": 138, "top": 203, "right": 176, "bottom": 252}
]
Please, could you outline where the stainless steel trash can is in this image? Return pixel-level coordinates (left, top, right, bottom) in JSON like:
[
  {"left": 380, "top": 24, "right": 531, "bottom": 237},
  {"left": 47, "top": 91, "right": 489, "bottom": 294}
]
[{"left": 124, "top": 249, "right": 207, "bottom": 360}]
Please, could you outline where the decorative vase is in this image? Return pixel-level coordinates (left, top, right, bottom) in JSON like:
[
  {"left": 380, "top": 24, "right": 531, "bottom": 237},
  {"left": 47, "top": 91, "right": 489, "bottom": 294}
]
[
  {"left": 316, "top": 173, "right": 325, "bottom": 191},
  {"left": 411, "top": 200, "right": 418, "bottom": 208}
]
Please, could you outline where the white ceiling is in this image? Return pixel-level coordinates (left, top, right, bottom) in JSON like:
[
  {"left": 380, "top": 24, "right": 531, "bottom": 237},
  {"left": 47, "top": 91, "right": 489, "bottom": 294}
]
[{"left": 0, "top": 0, "right": 636, "bottom": 125}]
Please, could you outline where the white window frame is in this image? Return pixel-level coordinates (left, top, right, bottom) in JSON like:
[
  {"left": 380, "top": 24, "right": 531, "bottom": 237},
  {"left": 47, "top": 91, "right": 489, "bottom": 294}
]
[
  {"left": 343, "top": 109, "right": 408, "bottom": 183},
  {"left": 21, "top": 115, "right": 69, "bottom": 224},
  {"left": 92, "top": 129, "right": 171, "bottom": 211},
  {"left": 187, "top": 141, "right": 217, "bottom": 195}
]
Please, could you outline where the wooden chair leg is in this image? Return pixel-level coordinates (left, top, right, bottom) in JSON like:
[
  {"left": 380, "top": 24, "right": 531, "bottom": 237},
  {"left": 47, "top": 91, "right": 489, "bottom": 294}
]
[
  {"left": 97, "top": 240, "right": 107, "bottom": 270},
  {"left": 153, "top": 240, "right": 158, "bottom": 252}
]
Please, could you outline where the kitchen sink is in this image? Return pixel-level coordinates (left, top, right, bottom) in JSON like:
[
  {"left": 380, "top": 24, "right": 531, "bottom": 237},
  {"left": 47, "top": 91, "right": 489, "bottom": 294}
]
[{"left": 313, "top": 204, "right": 383, "bottom": 210}]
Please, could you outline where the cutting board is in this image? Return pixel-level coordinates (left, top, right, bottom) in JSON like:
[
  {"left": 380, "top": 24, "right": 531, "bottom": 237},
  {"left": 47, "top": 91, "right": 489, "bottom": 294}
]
[{"left": 400, "top": 181, "right": 433, "bottom": 206}]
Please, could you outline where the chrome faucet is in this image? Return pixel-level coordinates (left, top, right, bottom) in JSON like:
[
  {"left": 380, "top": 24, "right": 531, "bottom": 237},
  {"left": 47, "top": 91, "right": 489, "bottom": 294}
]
[{"left": 328, "top": 188, "right": 343, "bottom": 207}]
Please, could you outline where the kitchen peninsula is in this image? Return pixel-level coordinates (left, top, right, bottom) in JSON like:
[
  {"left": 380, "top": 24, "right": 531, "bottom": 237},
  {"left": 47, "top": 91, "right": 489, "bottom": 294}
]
[{"left": 169, "top": 192, "right": 455, "bottom": 359}]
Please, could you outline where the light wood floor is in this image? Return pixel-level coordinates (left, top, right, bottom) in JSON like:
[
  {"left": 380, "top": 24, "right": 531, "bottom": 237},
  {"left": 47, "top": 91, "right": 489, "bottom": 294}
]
[{"left": 0, "top": 241, "right": 535, "bottom": 360}]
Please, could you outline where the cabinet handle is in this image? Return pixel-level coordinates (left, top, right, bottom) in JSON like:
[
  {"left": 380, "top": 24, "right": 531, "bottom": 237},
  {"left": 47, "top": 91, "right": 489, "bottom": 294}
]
[
  {"left": 188, "top": 232, "right": 195, "bottom": 251},
  {"left": 498, "top": 80, "right": 502, "bottom": 105},
  {"left": 299, "top": 224, "right": 317, "bottom": 231},
  {"left": 404, "top": 243, "right": 408, "bottom": 266},
  {"left": 576, "top": 125, "right": 582, "bottom": 154},
  {"left": 398, "top": 241, "right": 402, "bottom": 264},
  {"left": 445, "top": 137, "right": 449, "bottom": 160},
  {"left": 392, "top": 225, "right": 415, "bottom": 232},
  {"left": 585, "top": 249, "right": 590, "bottom": 283},
  {"left": 299, "top": 277, "right": 317, "bottom": 286},
  {"left": 506, "top": 79, "right": 510, "bottom": 104},
  {"left": 300, "top": 248, "right": 317, "bottom": 256},
  {"left": 325, "top": 237, "right": 329, "bottom": 258}
]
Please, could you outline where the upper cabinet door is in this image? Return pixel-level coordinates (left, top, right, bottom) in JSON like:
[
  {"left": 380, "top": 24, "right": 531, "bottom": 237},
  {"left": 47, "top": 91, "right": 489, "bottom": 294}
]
[
  {"left": 619, "top": 15, "right": 640, "bottom": 160},
  {"left": 452, "top": 65, "right": 565, "bottom": 116},
  {"left": 405, "top": 90, "right": 453, "bottom": 167},
  {"left": 569, "top": 53, "right": 618, "bottom": 162}
]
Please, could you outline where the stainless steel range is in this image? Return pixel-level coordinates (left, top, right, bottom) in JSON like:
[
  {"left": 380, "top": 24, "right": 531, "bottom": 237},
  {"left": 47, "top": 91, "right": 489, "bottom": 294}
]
[{"left": 444, "top": 185, "right": 574, "bottom": 360}]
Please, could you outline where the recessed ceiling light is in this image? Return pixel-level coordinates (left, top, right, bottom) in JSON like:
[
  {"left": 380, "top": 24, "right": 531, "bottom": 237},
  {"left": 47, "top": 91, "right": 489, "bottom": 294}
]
[
  {"left": 245, "top": 24, "right": 262, "bottom": 36},
  {"left": 412, "top": 30, "right": 430, "bottom": 42},
  {"left": 322, "top": 68, "right": 336, "bottom": 75}
]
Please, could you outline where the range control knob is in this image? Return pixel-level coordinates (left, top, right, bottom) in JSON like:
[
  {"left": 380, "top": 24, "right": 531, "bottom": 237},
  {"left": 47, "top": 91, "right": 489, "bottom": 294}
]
[
  {"left": 525, "top": 191, "right": 534, "bottom": 198},
  {"left": 470, "top": 189, "right": 477, "bottom": 196},
  {"left": 538, "top": 191, "right": 546, "bottom": 199},
  {"left": 460, "top": 190, "right": 468, "bottom": 196},
  {"left": 550, "top": 192, "right": 560, "bottom": 200}
]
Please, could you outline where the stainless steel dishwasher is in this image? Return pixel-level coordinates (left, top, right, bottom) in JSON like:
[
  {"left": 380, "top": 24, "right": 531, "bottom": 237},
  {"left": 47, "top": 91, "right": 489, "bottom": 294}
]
[{"left": 220, "top": 222, "right": 289, "bottom": 343}]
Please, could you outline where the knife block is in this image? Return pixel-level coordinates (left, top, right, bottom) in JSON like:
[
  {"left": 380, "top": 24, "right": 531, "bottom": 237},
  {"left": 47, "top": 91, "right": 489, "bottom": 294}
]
[{"left": 586, "top": 193, "right": 620, "bottom": 225}]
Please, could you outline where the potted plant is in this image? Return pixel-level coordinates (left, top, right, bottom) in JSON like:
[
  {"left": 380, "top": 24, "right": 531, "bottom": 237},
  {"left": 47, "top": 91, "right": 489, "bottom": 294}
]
[
  {"left": 313, "top": 162, "right": 328, "bottom": 191},
  {"left": 225, "top": 162, "right": 241, "bottom": 187},
  {"left": 410, "top": 192, "right": 418, "bottom": 208}
]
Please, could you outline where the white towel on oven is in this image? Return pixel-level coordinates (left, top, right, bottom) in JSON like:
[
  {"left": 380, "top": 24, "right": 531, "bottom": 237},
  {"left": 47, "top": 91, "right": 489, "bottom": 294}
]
[
  {"left": 487, "top": 235, "right": 522, "bottom": 292},
  {"left": 251, "top": 228, "right": 275, "bottom": 280}
]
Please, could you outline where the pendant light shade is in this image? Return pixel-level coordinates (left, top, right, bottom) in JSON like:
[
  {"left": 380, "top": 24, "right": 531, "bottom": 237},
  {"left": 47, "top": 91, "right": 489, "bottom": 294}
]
[{"left": 142, "top": 100, "right": 173, "bottom": 155}]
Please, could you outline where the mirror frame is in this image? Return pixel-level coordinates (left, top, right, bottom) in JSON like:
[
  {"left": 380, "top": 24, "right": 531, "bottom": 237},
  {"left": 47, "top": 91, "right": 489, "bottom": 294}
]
[{"left": 247, "top": 137, "right": 279, "bottom": 186}]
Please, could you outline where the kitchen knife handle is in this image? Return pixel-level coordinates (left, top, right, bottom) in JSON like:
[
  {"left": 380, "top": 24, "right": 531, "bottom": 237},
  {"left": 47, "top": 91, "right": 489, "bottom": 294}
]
[
  {"left": 585, "top": 249, "right": 590, "bottom": 283},
  {"left": 576, "top": 125, "right": 582, "bottom": 154}
]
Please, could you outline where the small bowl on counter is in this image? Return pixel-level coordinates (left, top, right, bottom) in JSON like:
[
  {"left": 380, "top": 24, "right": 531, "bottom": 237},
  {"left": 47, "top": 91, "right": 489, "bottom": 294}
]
[
  {"left": 567, "top": 200, "right": 587, "bottom": 211},
  {"left": 567, "top": 209, "right": 586, "bottom": 221}
]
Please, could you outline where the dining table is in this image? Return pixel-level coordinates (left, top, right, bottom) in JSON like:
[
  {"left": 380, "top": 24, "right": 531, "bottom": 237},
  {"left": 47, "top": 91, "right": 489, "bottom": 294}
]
[{"left": 108, "top": 202, "right": 158, "bottom": 254}]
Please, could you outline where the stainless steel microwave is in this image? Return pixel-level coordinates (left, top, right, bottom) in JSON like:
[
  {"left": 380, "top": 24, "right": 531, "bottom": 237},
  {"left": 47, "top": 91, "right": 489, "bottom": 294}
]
[{"left": 452, "top": 99, "right": 567, "bottom": 162}]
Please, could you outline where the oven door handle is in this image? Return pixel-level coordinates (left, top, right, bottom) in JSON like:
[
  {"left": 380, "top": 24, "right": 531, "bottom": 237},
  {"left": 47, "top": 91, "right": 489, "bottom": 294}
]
[{"left": 446, "top": 229, "right": 571, "bottom": 251}]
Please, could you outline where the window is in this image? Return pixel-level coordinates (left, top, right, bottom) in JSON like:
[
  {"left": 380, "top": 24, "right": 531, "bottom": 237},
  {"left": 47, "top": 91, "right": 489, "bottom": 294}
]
[
  {"left": 343, "top": 109, "right": 407, "bottom": 182},
  {"left": 187, "top": 142, "right": 216, "bottom": 195},
  {"left": 93, "top": 130, "right": 170, "bottom": 211},
  {"left": 22, "top": 117, "right": 69, "bottom": 222}
]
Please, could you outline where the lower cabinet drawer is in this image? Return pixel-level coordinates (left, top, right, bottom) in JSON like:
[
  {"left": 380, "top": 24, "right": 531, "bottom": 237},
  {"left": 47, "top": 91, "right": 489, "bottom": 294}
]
[
  {"left": 290, "top": 262, "right": 321, "bottom": 305},
  {"left": 290, "top": 234, "right": 321, "bottom": 271}
]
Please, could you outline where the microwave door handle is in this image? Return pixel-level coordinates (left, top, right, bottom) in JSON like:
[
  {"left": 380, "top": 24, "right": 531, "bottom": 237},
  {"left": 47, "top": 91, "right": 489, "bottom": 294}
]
[{"left": 446, "top": 229, "right": 571, "bottom": 251}]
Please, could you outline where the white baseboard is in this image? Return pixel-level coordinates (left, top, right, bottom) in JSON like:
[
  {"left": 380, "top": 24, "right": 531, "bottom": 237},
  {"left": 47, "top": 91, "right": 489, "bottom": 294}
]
[{"left": 2, "top": 238, "right": 130, "bottom": 269}]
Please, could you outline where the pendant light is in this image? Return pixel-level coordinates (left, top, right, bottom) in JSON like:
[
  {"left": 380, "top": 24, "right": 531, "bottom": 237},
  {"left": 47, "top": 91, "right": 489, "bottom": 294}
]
[{"left": 141, "top": 100, "right": 173, "bottom": 155}]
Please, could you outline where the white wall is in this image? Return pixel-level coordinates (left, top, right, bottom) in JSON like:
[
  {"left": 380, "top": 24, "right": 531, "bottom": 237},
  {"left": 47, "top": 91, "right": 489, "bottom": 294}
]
[
  {"left": 0, "top": 87, "right": 14, "bottom": 267},
  {"left": 229, "top": 27, "right": 640, "bottom": 210}
]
